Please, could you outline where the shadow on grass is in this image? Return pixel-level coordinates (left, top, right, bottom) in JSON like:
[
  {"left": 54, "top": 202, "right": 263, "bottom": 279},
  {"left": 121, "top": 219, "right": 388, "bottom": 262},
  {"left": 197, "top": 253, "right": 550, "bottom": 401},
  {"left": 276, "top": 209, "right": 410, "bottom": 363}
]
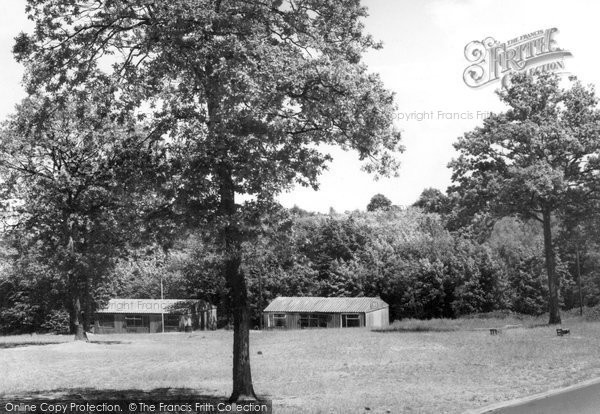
[
  {"left": 373, "top": 323, "right": 550, "bottom": 333},
  {"left": 6, "top": 388, "right": 223, "bottom": 399},
  {"left": 0, "top": 340, "right": 131, "bottom": 348},
  {"left": 0, "top": 342, "right": 66, "bottom": 349},
  {"left": 3, "top": 388, "right": 272, "bottom": 404}
]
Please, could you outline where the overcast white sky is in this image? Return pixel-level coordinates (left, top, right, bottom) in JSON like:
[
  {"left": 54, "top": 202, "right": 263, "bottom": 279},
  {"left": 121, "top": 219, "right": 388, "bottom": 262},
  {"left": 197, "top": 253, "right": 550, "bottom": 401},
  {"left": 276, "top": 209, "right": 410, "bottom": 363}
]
[{"left": 1, "top": 0, "right": 599, "bottom": 213}]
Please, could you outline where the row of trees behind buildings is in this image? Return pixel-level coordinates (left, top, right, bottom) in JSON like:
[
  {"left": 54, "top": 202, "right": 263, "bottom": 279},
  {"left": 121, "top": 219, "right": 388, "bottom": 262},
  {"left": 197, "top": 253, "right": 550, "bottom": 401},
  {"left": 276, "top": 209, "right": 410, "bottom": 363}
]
[
  {"left": 160, "top": 204, "right": 600, "bottom": 325},
  {"left": 5, "top": 199, "right": 600, "bottom": 331}
]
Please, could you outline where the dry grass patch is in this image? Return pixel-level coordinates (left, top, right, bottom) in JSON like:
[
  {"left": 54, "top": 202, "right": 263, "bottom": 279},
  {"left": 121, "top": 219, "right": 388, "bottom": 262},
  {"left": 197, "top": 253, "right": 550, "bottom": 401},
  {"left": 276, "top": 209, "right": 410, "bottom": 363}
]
[{"left": 377, "top": 313, "right": 548, "bottom": 333}]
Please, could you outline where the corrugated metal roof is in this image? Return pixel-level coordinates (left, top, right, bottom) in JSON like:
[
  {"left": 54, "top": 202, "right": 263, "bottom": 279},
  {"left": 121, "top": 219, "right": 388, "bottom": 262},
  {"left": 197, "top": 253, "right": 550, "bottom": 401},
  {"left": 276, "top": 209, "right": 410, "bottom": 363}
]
[
  {"left": 264, "top": 297, "right": 388, "bottom": 313},
  {"left": 97, "top": 299, "right": 210, "bottom": 314}
]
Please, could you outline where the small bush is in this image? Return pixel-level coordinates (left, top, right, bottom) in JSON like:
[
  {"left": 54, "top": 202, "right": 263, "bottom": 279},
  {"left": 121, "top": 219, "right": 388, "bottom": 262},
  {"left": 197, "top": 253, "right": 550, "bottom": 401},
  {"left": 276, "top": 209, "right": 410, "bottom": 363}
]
[
  {"left": 0, "top": 302, "right": 38, "bottom": 334},
  {"left": 40, "top": 310, "right": 70, "bottom": 334}
]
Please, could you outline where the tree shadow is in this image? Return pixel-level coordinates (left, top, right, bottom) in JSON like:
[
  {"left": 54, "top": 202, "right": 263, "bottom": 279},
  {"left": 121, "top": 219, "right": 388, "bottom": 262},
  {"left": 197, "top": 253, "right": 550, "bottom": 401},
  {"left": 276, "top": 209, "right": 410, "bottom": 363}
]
[
  {"left": 4, "top": 388, "right": 272, "bottom": 405},
  {"left": 0, "top": 342, "right": 65, "bottom": 349},
  {"left": 7, "top": 388, "right": 224, "bottom": 400},
  {"left": 0, "top": 340, "right": 131, "bottom": 348},
  {"left": 88, "top": 340, "right": 131, "bottom": 345}
]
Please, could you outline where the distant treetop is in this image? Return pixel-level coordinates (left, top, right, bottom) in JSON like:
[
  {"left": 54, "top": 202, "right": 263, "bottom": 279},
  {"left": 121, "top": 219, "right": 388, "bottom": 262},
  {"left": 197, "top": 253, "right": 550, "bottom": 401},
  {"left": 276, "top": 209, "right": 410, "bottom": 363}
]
[{"left": 367, "top": 194, "right": 392, "bottom": 212}]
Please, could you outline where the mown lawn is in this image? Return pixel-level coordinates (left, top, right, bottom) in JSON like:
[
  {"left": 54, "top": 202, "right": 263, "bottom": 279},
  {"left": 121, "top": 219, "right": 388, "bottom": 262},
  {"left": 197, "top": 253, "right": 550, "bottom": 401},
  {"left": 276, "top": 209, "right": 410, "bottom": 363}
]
[{"left": 2, "top": 317, "right": 600, "bottom": 413}]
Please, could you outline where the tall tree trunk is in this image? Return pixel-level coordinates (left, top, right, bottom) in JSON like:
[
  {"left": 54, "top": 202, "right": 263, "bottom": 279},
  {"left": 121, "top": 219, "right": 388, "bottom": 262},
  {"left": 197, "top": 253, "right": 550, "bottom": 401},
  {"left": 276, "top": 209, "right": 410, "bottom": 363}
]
[
  {"left": 228, "top": 253, "right": 255, "bottom": 401},
  {"left": 83, "top": 274, "right": 92, "bottom": 332},
  {"left": 69, "top": 271, "right": 87, "bottom": 341},
  {"left": 72, "top": 293, "right": 88, "bottom": 341},
  {"left": 576, "top": 248, "right": 583, "bottom": 316},
  {"left": 218, "top": 167, "right": 256, "bottom": 402},
  {"left": 66, "top": 222, "right": 87, "bottom": 340},
  {"left": 542, "top": 209, "right": 561, "bottom": 325}
]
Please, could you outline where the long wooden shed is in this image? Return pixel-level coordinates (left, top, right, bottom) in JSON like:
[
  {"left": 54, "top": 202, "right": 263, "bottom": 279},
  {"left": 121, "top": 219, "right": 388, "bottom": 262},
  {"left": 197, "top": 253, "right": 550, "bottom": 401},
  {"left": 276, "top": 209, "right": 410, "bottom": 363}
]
[
  {"left": 263, "top": 296, "right": 389, "bottom": 329},
  {"left": 94, "top": 299, "right": 217, "bottom": 333}
]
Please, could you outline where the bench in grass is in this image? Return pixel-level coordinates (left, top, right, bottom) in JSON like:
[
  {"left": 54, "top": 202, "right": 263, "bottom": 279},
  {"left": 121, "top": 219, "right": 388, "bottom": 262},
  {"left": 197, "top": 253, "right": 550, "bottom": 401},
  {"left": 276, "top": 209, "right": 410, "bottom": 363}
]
[{"left": 556, "top": 328, "right": 570, "bottom": 336}]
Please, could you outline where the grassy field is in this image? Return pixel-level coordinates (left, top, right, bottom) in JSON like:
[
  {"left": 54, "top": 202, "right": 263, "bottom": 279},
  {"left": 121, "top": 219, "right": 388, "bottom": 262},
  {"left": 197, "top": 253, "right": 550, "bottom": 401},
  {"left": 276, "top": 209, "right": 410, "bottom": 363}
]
[{"left": 2, "top": 316, "right": 600, "bottom": 413}]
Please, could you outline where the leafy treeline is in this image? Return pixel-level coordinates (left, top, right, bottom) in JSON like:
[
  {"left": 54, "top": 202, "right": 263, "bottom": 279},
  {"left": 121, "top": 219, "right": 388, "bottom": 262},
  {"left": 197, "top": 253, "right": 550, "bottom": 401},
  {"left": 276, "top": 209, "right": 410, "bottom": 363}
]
[
  {"left": 114, "top": 204, "right": 599, "bottom": 324},
  {"left": 66, "top": 206, "right": 600, "bottom": 327},
  {"left": 2, "top": 200, "right": 599, "bottom": 331}
]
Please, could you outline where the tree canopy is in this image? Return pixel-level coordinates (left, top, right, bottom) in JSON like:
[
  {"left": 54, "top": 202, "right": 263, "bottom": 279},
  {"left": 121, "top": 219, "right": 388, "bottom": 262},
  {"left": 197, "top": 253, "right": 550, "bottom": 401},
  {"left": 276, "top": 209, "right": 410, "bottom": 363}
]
[
  {"left": 413, "top": 188, "right": 451, "bottom": 215},
  {"left": 449, "top": 72, "right": 600, "bottom": 324},
  {"left": 367, "top": 193, "right": 392, "bottom": 211}
]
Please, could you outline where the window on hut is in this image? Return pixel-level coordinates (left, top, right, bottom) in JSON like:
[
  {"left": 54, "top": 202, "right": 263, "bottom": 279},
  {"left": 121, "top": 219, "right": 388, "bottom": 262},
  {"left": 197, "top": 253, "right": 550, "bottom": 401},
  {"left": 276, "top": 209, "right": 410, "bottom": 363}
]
[
  {"left": 299, "top": 314, "right": 328, "bottom": 328},
  {"left": 124, "top": 315, "right": 147, "bottom": 327},
  {"left": 342, "top": 314, "right": 361, "bottom": 328},
  {"left": 273, "top": 314, "right": 286, "bottom": 328}
]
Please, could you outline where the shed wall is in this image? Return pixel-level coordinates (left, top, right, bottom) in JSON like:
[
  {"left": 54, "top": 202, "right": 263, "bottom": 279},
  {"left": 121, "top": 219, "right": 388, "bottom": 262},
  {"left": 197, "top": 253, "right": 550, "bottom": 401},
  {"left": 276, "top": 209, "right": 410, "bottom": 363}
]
[{"left": 365, "top": 307, "right": 389, "bottom": 328}]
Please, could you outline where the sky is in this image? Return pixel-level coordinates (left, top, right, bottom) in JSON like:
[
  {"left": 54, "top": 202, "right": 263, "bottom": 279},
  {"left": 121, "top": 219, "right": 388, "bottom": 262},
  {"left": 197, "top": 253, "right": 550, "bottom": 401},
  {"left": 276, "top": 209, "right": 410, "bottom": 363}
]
[{"left": 1, "top": 0, "right": 600, "bottom": 213}]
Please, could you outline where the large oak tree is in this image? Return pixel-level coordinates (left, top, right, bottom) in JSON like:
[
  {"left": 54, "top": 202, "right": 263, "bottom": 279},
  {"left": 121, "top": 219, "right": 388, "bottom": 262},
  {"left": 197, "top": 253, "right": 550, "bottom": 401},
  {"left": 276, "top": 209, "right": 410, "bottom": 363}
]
[
  {"left": 14, "top": 0, "right": 402, "bottom": 399},
  {"left": 449, "top": 73, "right": 600, "bottom": 324}
]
